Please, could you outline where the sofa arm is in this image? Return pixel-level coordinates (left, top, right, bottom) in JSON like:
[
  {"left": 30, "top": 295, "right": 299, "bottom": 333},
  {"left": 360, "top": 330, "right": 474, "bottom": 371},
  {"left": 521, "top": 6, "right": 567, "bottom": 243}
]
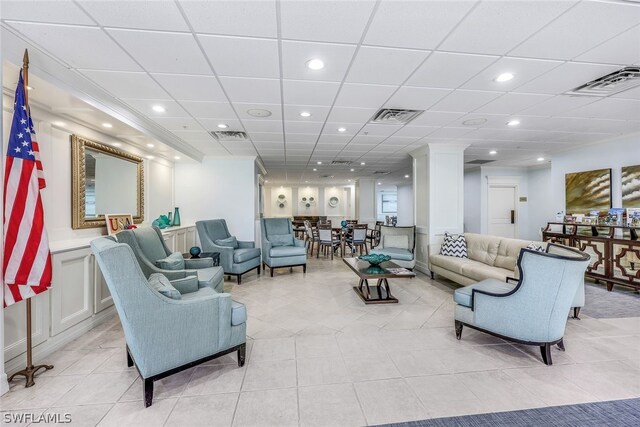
[
  {"left": 185, "top": 258, "right": 214, "bottom": 269},
  {"left": 170, "top": 276, "right": 199, "bottom": 294},
  {"left": 238, "top": 241, "right": 255, "bottom": 249}
]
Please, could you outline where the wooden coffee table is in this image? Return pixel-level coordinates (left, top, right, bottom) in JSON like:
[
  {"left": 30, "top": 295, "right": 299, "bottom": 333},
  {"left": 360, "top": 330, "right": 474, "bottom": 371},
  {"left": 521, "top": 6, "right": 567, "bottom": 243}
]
[{"left": 343, "top": 258, "right": 415, "bottom": 304}]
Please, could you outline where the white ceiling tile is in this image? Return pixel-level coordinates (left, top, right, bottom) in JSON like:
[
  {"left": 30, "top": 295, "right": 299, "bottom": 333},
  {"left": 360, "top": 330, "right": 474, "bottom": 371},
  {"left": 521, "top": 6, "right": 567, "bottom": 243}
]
[
  {"left": 391, "top": 126, "right": 438, "bottom": 138},
  {"left": 242, "top": 120, "right": 283, "bottom": 133},
  {"left": 171, "top": 129, "right": 215, "bottom": 142},
  {"left": 219, "top": 77, "right": 281, "bottom": 104},
  {"left": 427, "top": 127, "right": 474, "bottom": 139},
  {"left": 149, "top": 117, "right": 200, "bottom": 131},
  {"left": 326, "top": 107, "right": 377, "bottom": 123},
  {"left": 428, "top": 89, "right": 502, "bottom": 112},
  {"left": 287, "top": 142, "right": 316, "bottom": 150},
  {"left": 282, "top": 80, "right": 340, "bottom": 106},
  {"left": 233, "top": 103, "right": 282, "bottom": 120},
  {"left": 334, "top": 83, "right": 397, "bottom": 108},
  {"left": 280, "top": 0, "right": 376, "bottom": 43},
  {"left": 250, "top": 132, "right": 284, "bottom": 142},
  {"left": 350, "top": 135, "right": 386, "bottom": 145},
  {"left": 281, "top": 41, "right": 356, "bottom": 82},
  {"left": 199, "top": 35, "right": 280, "bottom": 78},
  {"left": 107, "top": 29, "right": 210, "bottom": 74},
  {"left": 179, "top": 101, "right": 237, "bottom": 119},
  {"left": 2, "top": 1, "right": 94, "bottom": 25},
  {"left": 575, "top": 24, "right": 640, "bottom": 65},
  {"left": 7, "top": 22, "right": 140, "bottom": 71},
  {"left": 381, "top": 136, "right": 420, "bottom": 145},
  {"left": 510, "top": 1, "right": 640, "bottom": 60},
  {"left": 386, "top": 87, "right": 451, "bottom": 110},
  {"left": 80, "top": 70, "right": 168, "bottom": 99},
  {"left": 513, "top": 62, "right": 623, "bottom": 95},
  {"left": 285, "top": 134, "right": 319, "bottom": 143},
  {"left": 359, "top": 124, "right": 399, "bottom": 137},
  {"left": 151, "top": 73, "right": 227, "bottom": 102},
  {"left": 78, "top": 1, "right": 189, "bottom": 31},
  {"left": 441, "top": 1, "right": 577, "bottom": 55},
  {"left": 318, "top": 135, "right": 353, "bottom": 145},
  {"left": 611, "top": 84, "right": 640, "bottom": 101},
  {"left": 178, "top": 0, "right": 277, "bottom": 38},
  {"left": 473, "top": 93, "right": 553, "bottom": 115},
  {"left": 198, "top": 118, "right": 244, "bottom": 131},
  {"left": 364, "top": 0, "right": 477, "bottom": 50},
  {"left": 561, "top": 98, "right": 640, "bottom": 121},
  {"left": 408, "top": 111, "right": 465, "bottom": 127},
  {"left": 346, "top": 46, "right": 429, "bottom": 85},
  {"left": 121, "top": 99, "right": 190, "bottom": 117},
  {"left": 283, "top": 105, "right": 331, "bottom": 122},
  {"left": 407, "top": 52, "right": 498, "bottom": 88},
  {"left": 284, "top": 121, "right": 325, "bottom": 134},
  {"left": 321, "top": 123, "right": 362, "bottom": 135},
  {"left": 518, "top": 95, "right": 599, "bottom": 117},
  {"left": 462, "top": 57, "right": 562, "bottom": 91}
]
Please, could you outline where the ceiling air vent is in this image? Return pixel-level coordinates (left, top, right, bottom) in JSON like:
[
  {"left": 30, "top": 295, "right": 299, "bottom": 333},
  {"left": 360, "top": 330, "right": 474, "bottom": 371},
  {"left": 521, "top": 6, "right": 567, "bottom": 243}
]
[
  {"left": 319, "top": 174, "right": 335, "bottom": 179},
  {"left": 372, "top": 171, "right": 390, "bottom": 175},
  {"left": 565, "top": 66, "right": 640, "bottom": 97},
  {"left": 331, "top": 160, "right": 352, "bottom": 165},
  {"left": 466, "top": 159, "right": 495, "bottom": 165},
  {"left": 209, "top": 131, "right": 249, "bottom": 141},
  {"left": 369, "top": 108, "right": 424, "bottom": 125}
]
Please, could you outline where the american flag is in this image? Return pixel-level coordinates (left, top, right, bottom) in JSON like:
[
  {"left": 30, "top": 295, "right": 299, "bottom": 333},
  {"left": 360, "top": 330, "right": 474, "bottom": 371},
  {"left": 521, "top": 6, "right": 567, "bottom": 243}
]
[{"left": 3, "top": 71, "right": 52, "bottom": 307}]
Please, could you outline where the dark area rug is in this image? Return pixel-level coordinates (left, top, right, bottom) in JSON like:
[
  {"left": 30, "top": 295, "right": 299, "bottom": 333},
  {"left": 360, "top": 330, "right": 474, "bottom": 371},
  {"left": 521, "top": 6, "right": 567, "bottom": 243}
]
[
  {"left": 581, "top": 281, "right": 640, "bottom": 319},
  {"left": 376, "top": 398, "right": 640, "bottom": 427}
]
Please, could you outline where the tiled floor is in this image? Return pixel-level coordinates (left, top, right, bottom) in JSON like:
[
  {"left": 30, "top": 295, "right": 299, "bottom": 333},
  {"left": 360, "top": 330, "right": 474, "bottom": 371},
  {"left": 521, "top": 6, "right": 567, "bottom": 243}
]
[{"left": 2, "top": 256, "right": 639, "bottom": 426}]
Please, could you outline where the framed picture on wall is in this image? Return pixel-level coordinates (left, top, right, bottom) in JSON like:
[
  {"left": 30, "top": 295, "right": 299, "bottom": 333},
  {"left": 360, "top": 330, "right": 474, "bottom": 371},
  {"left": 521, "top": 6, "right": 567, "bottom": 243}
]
[
  {"left": 104, "top": 213, "right": 134, "bottom": 235},
  {"left": 565, "top": 168, "right": 611, "bottom": 214},
  {"left": 622, "top": 165, "right": 640, "bottom": 208}
]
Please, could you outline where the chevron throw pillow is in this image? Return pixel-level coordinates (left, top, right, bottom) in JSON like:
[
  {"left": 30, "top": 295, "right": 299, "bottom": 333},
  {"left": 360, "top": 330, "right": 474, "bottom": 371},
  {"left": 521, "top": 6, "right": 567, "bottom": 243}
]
[
  {"left": 440, "top": 232, "right": 468, "bottom": 258},
  {"left": 526, "top": 242, "right": 545, "bottom": 252}
]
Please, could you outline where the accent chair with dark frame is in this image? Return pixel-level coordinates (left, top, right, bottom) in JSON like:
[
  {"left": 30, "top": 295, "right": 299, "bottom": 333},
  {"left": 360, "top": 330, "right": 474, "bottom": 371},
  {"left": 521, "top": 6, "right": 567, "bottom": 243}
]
[
  {"left": 260, "top": 217, "right": 307, "bottom": 276},
  {"left": 453, "top": 243, "right": 589, "bottom": 365}
]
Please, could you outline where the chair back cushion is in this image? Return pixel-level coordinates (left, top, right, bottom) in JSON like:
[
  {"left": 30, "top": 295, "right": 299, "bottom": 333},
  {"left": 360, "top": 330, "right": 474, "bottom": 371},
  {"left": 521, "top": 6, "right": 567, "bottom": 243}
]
[
  {"left": 196, "top": 219, "right": 231, "bottom": 247},
  {"left": 384, "top": 234, "right": 409, "bottom": 250},
  {"left": 264, "top": 218, "right": 293, "bottom": 237},
  {"left": 121, "top": 227, "right": 169, "bottom": 262},
  {"left": 351, "top": 226, "right": 367, "bottom": 242},
  {"left": 379, "top": 226, "right": 415, "bottom": 252},
  {"left": 148, "top": 273, "right": 181, "bottom": 299},
  {"left": 215, "top": 236, "right": 239, "bottom": 249},
  {"left": 155, "top": 252, "right": 186, "bottom": 270},
  {"left": 270, "top": 234, "right": 294, "bottom": 247},
  {"left": 465, "top": 233, "right": 501, "bottom": 266}
]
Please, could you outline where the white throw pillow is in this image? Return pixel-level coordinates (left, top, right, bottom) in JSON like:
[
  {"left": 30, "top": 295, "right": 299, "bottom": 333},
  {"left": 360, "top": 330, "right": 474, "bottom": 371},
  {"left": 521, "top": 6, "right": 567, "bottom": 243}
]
[
  {"left": 384, "top": 235, "right": 409, "bottom": 250},
  {"left": 440, "top": 232, "right": 468, "bottom": 258}
]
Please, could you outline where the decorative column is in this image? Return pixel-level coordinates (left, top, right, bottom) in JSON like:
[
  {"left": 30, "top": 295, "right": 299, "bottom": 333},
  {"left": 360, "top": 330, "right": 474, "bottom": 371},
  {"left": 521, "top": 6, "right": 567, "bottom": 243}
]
[
  {"left": 410, "top": 143, "right": 468, "bottom": 273},
  {"left": 355, "top": 178, "right": 376, "bottom": 224}
]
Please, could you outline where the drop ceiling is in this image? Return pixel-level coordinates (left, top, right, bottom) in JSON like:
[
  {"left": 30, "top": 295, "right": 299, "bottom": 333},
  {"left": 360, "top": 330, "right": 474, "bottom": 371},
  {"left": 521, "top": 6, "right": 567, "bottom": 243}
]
[{"left": 1, "top": 0, "right": 639, "bottom": 185}]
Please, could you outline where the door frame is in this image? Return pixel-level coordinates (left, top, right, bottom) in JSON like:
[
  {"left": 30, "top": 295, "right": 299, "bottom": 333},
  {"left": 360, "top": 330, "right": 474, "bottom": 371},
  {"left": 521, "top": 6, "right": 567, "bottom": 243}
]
[{"left": 486, "top": 176, "right": 520, "bottom": 239}]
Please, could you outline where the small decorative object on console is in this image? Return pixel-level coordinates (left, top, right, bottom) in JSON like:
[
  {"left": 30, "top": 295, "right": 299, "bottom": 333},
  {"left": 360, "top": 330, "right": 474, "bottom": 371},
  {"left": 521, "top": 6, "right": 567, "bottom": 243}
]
[
  {"left": 105, "top": 213, "right": 134, "bottom": 235},
  {"left": 358, "top": 254, "right": 391, "bottom": 265},
  {"left": 152, "top": 214, "right": 171, "bottom": 229},
  {"left": 627, "top": 208, "right": 640, "bottom": 227},
  {"left": 341, "top": 220, "right": 348, "bottom": 228},
  {"left": 172, "top": 207, "right": 181, "bottom": 226},
  {"left": 189, "top": 246, "right": 202, "bottom": 258}
]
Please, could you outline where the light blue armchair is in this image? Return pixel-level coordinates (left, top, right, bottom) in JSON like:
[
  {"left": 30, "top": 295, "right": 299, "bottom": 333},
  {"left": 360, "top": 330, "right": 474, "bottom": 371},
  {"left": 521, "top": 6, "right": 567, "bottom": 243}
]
[
  {"left": 90, "top": 237, "right": 247, "bottom": 407},
  {"left": 453, "top": 243, "right": 589, "bottom": 365},
  {"left": 369, "top": 225, "right": 416, "bottom": 269},
  {"left": 117, "top": 226, "right": 224, "bottom": 293},
  {"left": 260, "top": 218, "right": 307, "bottom": 277},
  {"left": 196, "top": 219, "right": 261, "bottom": 285}
]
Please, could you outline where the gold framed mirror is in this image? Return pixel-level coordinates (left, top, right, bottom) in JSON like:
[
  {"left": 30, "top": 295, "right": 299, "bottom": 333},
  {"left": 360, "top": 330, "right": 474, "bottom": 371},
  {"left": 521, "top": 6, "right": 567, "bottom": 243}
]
[{"left": 71, "top": 135, "right": 144, "bottom": 229}]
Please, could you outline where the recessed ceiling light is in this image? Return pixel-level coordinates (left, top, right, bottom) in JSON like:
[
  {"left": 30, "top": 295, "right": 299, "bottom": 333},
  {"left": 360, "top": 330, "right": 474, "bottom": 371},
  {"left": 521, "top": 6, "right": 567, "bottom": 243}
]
[
  {"left": 26, "top": 85, "right": 33, "bottom": 91},
  {"left": 506, "top": 119, "right": 520, "bottom": 127},
  {"left": 102, "top": 123, "right": 113, "bottom": 128},
  {"left": 300, "top": 112, "right": 312, "bottom": 118},
  {"left": 378, "top": 182, "right": 382, "bottom": 185},
  {"left": 537, "top": 157, "right": 545, "bottom": 162},
  {"left": 462, "top": 118, "right": 487, "bottom": 126},
  {"left": 348, "top": 179, "right": 352, "bottom": 182},
  {"left": 338, "top": 127, "right": 347, "bottom": 132},
  {"left": 247, "top": 108, "right": 272, "bottom": 117},
  {"left": 146, "top": 143, "right": 155, "bottom": 148},
  {"left": 495, "top": 72, "right": 515, "bottom": 83},
  {"left": 174, "top": 156, "right": 181, "bottom": 160},
  {"left": 112, "top": 142, "right": 122, "bottom": 147},
  {"left": 305, "top": 180, "right": 309, "bottom": 183},
  {"left": 489, "top": 150, "right": 497, "bottom": 155},
  {"left": 152, "top": 105, "right": 166, "bottom": 113},
  {"left": 146, "top": 155, "right": 154, "bottom": 159},
  {"left": 217, "top": 123, "right": 228, "bottom": 129},
  {"left": 317, "top": 161, "right": 322, "bottom": 165},
  {"left": 360, "top": 162, "right": 365, "bottom": 166},
  {"left": 350, "top": 168, "right": 355, "bottom": 172},
  {"left": 52, "top": 121, "right": 65, "bottom": 127},
  {"left": 404, "top": 174, "right": 410, "bottom": 178},
  {"left": 313, "top": 168, "right": 317, "bottom": 171},
  {"left": 306, "top": 59, "right": 324, "bottom": 70},
  {"left": 265, "top": 180, "right": 269, "bottom": 183}
]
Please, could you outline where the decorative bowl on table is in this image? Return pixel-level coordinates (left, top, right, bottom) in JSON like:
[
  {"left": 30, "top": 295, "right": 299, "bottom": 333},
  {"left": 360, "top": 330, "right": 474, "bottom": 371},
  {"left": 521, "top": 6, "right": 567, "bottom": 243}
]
[
  {"left": 189, "top": 246, "right": 202, "bottom": 258},
  {"left": 341, "top": 220, "right": 348, "bottom": 228},
  {"left": 358, "top": 254, "right": 391, "bottom": 265}
]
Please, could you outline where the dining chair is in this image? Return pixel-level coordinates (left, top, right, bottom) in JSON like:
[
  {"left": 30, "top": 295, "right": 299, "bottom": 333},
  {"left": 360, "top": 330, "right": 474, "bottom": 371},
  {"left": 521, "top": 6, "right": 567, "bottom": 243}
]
[
  {"left": 317, "top": 224, "right": 341, "bottom": 260},
  {"left": 304, "top": 220, "right": 317, "bottom": 257},
  {"left": 346, "top": 224, "right": 369, "bottom": 256},
  {"left": 367, "top": 221, "right": 384, "bottom": 249}
]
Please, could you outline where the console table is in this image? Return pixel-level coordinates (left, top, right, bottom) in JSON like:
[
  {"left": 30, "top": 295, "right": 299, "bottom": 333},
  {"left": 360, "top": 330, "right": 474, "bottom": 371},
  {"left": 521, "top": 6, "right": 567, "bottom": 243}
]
[{"left": 542, "top": 222, "right": 640, "bottom": 291}]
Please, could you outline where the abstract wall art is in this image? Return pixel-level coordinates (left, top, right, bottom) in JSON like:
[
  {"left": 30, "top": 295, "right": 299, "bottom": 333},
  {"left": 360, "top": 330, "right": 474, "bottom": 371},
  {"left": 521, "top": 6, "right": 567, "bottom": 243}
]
[
  {"left": 622, "top": 165, "right": 640, "bottom": 208},
  {"left": 565, "top": 168, "right": 612, "bottom": 214}
]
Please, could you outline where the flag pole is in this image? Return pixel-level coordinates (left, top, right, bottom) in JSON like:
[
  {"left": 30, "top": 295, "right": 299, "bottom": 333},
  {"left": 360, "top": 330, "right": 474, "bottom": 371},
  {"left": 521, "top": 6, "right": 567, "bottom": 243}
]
[{"left": 7, "top": 49, "right": 54, "bottom": 388}]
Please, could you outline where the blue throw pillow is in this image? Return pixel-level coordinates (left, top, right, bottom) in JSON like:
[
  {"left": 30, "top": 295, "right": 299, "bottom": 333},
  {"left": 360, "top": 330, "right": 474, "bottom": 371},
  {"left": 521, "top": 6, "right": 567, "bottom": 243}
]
[
  {"left": 155, "top": 252, "right": 185, "bottom": 270},
  {"left": 148, "top": 273, "right": 181, "bottom": 299},
  {"left": 215, "top": 236, "right": 239, "bottom": 249},
  {"left": 269, "top": 234, "right": 294, "bottom": 247}
]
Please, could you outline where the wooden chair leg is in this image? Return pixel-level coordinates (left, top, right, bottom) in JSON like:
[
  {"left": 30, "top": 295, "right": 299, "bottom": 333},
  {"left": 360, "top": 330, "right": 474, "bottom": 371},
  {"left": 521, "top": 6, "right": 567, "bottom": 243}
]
[
  {"left": 144, "top": 378, "right": 154, "bottom": 407},
  {"left": 573, "top": 307, "right": 581, "bottom": 319},
  {"left": 237, "top": 343, "right": 246, "bottom": 367},
  {"left": 455, "top": 320, "right": 463, "bottom": 340},
  {"left": 126, "top": 346, "right": 133, "bottom": 367},
  {"left": 557, "top": 339, "right": 565, "bottom": 352},
  {"left": 540, "top": 343, "right": 552, "bottom": 365}
]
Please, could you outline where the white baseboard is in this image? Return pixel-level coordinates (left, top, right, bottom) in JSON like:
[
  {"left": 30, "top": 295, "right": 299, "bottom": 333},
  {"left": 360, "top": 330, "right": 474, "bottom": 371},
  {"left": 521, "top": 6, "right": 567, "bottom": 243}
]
[
  {"left": 0, "top": 373, "right": 8, "bottom": 396},
  {"left": 5, "top": 307, "right": 117, "bottom": 376},
  {"left": 415, "top": 260, "right": 430, "bottom": 275}
]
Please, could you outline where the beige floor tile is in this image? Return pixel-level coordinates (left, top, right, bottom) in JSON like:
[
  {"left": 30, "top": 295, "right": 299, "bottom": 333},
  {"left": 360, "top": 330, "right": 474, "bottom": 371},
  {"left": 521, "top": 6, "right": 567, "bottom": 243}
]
[
  {"left": 552, "top": 360, "right": 640, "bottom": 400},
  {"left": 298, "top": 384, "right": 366, "bottom": 427},
  {"left": 93, "top": 349, "right": 136, "bottom": 374},
  {"left": 42, "top": 403, "right": 113, "bottom": 427},
  {"left": 53, "top": 372, "right": 138, "bottom": 406},
  {"left": 1, "top": 375, "right": 85, "bottom": 410},
  {"left": 406, "top": 374, "right": 486, "bottom": 418},
  {"left": 242, "top": 359, "right": 297, "bottom": 391},
  {"left": 97, "top": 397, "right": 177, "bottom": 426},
  {"left": 343, "top": 352, "right": 402, "bottom": 382},
  {"left": 233, "top": 388, "right": 298, "bottom": 427},
  {"left": 248, "top": 337, "right": 295, "bottom": 362},
  {"left": 389, "top": 349, "right": 452, "bottom": 377},
  {"left": 0, "top": 408, "right": 46, "bottom": 427},
  {"left": 165, "top": 393, "right": 239, "bottom": 427},
  {"left": 459, "top": 370, "right": 547, "bottom": 412},
  {"left": 297, "top": 357, "right": 349, "bottom": 387},
  {"left": 295, "top": 334, "right": 341, "bottom": 358},
  {"left": 121, "top": 368, "right": 195, "bottom": 401},
  {"left": 182, "top": 365, "right": 246, "bottom": 396},
  {"left": 37, "top": 349, "right": 90, "bottom": 377},
  {"left": 354, "top": 378, "right": 428, "bottom": 425}
]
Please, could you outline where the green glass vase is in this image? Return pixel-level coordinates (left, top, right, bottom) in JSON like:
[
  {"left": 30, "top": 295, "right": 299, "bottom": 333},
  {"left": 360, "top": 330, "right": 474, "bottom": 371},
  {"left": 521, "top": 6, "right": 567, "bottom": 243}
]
[{"left": 172, "top": 207, "right": 181, "bottom": 226}]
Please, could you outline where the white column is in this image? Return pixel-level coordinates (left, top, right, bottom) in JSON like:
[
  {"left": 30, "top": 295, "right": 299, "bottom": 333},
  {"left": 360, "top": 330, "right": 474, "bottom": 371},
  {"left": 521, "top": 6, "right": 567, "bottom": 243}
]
[
  {"left": 411, "top": 143, "right": 468, "bottom": 273},
  {"left": 396, "top": 184, "right": 414, "bottom": 226},
  {"left": 355, "top": 178, "right": 376, "bottom": 224}
]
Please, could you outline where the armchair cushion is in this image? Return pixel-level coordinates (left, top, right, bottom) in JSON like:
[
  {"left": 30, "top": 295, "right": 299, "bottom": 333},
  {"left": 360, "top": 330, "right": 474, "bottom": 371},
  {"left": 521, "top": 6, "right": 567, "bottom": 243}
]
[
  {"left": 384, "top": 235, "right": 409, "bottom": 250},
  {"left": 231, "top": 300, "right": 247, "bottom": 326},
  {"left": 184, "top": 257, "right": 214, "bottom": 269},
  {"left": 168, "top": 275, "right": 199, "bottom": 294},
  {"left": 370, "top": 247, "right": 414, "bottom": 261},
  {"left": 215, "top": 236, "right": 239, "bottom": 249},
  {"left": 454, "top": 279, "right": 513, "bottom": 308},
  {"left": 155, "top": 252, "right": 185, "bottom": 270},
  {"left": 270, "top": 246, "right": 306, "bottom": 258},
  {"left": 148, "top": 273, "right": 181, "bottom": 300},
  {"left": 270, "top": 234, "right": 294, "bottom": 247},
  {"left": 234, "top": 248, "right": 261, "bottom": 263}
]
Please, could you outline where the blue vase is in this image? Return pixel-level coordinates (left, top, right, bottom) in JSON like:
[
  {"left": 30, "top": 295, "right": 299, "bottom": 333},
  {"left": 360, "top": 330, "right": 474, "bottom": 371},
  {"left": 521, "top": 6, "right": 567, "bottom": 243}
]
[
  {"left": 172, "top": 207, "right": 181, "bottom": 226},
  {"left": 167, "top": 212, "right": 173, "bottom": 224}
]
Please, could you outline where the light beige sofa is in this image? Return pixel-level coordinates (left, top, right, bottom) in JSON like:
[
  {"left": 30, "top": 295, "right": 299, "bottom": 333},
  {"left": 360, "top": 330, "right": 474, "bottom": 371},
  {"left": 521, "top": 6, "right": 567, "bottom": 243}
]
[{"left": 429, "top": 233, "right": 546, "bottom": 286}]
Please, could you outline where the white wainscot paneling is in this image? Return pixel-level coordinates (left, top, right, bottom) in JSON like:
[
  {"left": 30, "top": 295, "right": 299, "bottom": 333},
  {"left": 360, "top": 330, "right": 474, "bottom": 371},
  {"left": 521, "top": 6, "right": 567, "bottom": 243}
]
[
  {"left": 93, "top": 255, "right": 113, "bottom": 314},
  {"left": 3, "top": 291, "right": 50, "bottom": 361},
  {"left": 161, "top": 225, "right": 196, "bottom": 254},
  {"left": 50, "top": 249, "right": 94, "bottom": 336}
]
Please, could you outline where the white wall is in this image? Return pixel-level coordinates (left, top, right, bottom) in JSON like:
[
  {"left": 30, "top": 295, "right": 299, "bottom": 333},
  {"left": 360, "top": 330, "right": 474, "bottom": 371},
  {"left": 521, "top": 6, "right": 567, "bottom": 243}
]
[
  {"left": 463, "top": 168, "right": 481, "bottom": 233},
  {"left": 527, "top": 166, "right": 552, "bottom": 240},
  {"left": 356, "top": 178, "right": 376, "bottom": 224},
  {"left": 263, "top": 184, "right": 355, "bottom": 221},
  {"left": 174, "top": 157, "right": 256, "bottom": 241},
  {"left": 396, "top": 184, "right": 414, "bottom": 226}
]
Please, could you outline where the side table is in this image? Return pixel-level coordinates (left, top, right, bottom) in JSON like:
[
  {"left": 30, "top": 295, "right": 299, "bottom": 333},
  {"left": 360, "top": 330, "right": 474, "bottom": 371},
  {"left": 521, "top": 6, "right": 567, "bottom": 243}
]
[{"left": 192, "top": 252, "right": 220, "bottom": 267}]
